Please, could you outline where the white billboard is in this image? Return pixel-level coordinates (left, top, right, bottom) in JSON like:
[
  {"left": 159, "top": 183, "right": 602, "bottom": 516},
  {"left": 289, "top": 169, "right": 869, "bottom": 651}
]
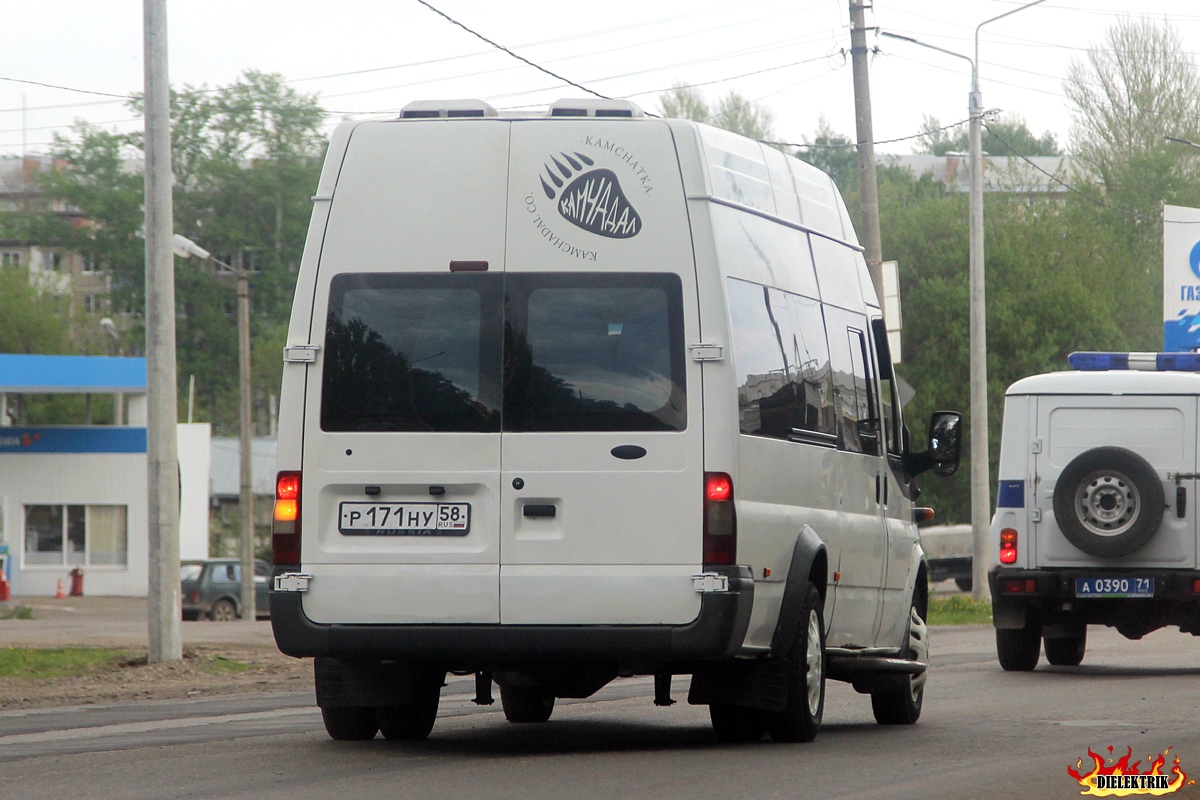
[{"left": 1164, "top": 204, "right": 1200, "bottom": 351}]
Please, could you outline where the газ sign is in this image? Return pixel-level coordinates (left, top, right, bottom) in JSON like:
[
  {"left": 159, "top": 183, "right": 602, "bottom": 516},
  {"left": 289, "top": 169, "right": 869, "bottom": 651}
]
[{"left": 1163, "top": 204, "right": 1200, "bottom": 351}]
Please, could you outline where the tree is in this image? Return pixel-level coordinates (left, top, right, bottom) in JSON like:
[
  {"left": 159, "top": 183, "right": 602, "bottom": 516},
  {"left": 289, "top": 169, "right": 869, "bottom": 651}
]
[
  {"left": 915, "top": 113, "right": 1060, "bottom": 157},
  {"left": 1070, "top": 17, "right": 1200, "bottom": 205},
  {"left": 39, "top": 125, "right": 147, "bottom": 325},
  {"left": 657, "top": 83, "right": 777, "bottom": 142},
  {"left": 795, "top": 115, "right": 858, "bottom": 193},
  {"left": 1064, "top": 17, "right": 1200, "bottom": 348},
  {"left": 36, "top": 70, "right": 327, "bottom": 435}
]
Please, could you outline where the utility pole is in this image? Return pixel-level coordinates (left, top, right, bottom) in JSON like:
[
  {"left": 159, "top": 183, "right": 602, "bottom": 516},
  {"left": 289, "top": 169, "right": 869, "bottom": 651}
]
[
  {"left": 237, "top": 248, "right": 256, "bottom": 621},
  {"left": 849, "top": 0, "right": 885, "bottom": 305},
  {"left": 143, "top": 0, "right": 182, "bottom": 663}
]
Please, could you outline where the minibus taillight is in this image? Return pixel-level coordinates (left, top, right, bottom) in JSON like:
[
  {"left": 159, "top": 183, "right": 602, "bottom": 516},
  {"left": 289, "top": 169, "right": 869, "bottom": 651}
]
[
  {"left": 999, "top": 528, "right": 1018, "bottom": 565},
  {"left": 273, "top": 471, "right": 301, "bottom": 566},
  {"left": 703, "top": 472, "right": 736, "bottom": 566}
]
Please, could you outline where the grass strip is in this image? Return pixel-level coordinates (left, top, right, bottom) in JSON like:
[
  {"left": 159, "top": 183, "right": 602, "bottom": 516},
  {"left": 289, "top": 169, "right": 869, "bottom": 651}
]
[{"left": 928, "top": 595, "right": 992, "bottom": 625}]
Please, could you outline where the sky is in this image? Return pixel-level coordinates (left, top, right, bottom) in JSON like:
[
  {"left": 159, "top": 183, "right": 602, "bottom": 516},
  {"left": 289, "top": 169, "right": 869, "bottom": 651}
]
[{"left": 3, "top": 0, "right": 1200, "bottom": 159}]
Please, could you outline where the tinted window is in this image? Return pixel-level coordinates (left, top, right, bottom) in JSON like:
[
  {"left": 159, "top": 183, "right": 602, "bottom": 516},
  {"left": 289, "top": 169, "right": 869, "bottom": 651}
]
[
  {"left": 320, "top": 272, "right": 684, "bottom": 434},
  {"left": 504, "top": 273, "right": 686, "bottom": 432},
  {"left": 321, "top": 273, "right": 502, "bottom": 432},
  {"left": 826, "top": 310, "right": 879, "bottom": 455},
  {"left": 727, "top": 278, "right": 834, "bottom": 441}
]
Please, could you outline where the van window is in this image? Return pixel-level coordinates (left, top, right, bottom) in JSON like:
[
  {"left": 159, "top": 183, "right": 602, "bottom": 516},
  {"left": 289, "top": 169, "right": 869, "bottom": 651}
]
[
  {"left": 504, "top": 273, "right": 686, "bottom": 432},
  {"left": 870, "top": 318, "right": 903, "bottom": 456},
  {"left": 321, "top": 273, "right": 502, "bottom": 433},
  {"left": 727, "top": 278, "right": 834, "bottom": 442},
  {"left": 826, "top": 310, "right": 879, "bottom": 454},
  {"left": 320, "top": 272, "right": 683, "bottom": 434}
]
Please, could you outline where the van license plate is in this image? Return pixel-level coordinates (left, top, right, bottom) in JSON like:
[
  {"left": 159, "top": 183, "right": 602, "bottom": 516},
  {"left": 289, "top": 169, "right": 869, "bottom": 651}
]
[
  {"left": 338, "top": 502, "right": 471, "bottom": 536},
  {"left": 1074, "top": 577, "right": 1154, "bottom": 598}
]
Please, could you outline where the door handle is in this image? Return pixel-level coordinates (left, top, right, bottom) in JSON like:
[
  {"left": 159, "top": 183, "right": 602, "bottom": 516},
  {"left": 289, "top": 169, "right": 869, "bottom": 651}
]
[{"left": 523, "top": 504, "right": 557, "bottom": 518}]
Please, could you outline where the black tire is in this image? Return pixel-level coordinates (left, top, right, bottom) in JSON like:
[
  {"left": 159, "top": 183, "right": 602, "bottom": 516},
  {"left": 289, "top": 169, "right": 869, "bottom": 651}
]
[
  {"left": 321, "top": 706, "right": 378, "bottom": 741},
  {"left": 710, "top": 703, "right": 767, "bottom": 743},
  {"left": 871, "top": 597, "right": 928, "bottom": 725},
  {"left": 1053, "top": 447, "right": 1164, "bottom": 559},
  {"left": 209, "top": 598, "right": 238, "bottom": 622},
  {"left": 955, "top": 576, "right": 973, "bottom": 592},
  {"left": 1044, "top": 629, "right": 1087, "bottom": 667},
  {"left": 182, "top": 610, "right": 200, "bottom": 621},
  {"left": 765, "top": 582, "right": 825, "bottom": 743},
  {"left": 499, "top": 684, "right": 555, "bottom": 724},
  {"left": 377, "top": 670, "right": 444, "bottom": 740},
  {"left": 996, "top": 624, "right": 1041, "bottom": 671}
]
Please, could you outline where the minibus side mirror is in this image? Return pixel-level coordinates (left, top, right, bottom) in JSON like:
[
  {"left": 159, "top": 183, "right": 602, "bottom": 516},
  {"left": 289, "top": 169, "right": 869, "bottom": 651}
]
[
  {"left": 928, "top": 411, "right": 962, "bottom": 477},
  {"left": 904, "top": 410, "right": 963, "bottom": 478}
]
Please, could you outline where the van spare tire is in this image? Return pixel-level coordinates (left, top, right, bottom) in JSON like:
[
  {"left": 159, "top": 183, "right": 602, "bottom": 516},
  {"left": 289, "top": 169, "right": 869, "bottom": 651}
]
[{"left": 1052, "top": 447, "right": 1164, "bottom": 558}]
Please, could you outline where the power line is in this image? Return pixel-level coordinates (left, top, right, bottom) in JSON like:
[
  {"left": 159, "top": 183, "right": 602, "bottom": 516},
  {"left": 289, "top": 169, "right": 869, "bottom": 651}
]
[{"left": 415, "top": 0, "right": 608, "bottom": 100}]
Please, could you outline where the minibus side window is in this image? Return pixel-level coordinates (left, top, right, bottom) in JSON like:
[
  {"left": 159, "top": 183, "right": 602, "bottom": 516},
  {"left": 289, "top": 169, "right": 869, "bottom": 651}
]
[
  {"left": 727, "top": 278, "right": 834, "bottom": 441},
  {"left": 827, "top": 312, "right": 878, "bottom": 455}
]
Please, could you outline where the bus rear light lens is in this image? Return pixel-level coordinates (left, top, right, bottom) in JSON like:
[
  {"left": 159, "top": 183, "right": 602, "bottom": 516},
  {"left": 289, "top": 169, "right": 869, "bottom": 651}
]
[
  {"left": 273, "top": 471, "right": 302, "bottom": 565},
  {"left": 703, "top": 472, "right": 736, "bottom": 566},
  {"left": 999, "top": 528, "right": 1018, "bottom": 565}
]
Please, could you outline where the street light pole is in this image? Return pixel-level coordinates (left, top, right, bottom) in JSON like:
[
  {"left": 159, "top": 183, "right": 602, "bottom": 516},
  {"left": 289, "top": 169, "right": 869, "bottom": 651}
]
[
  {"left": 235, "top": 249, "right": 255, "bottom": 622},
  {"left": 967, "top": 0, "right": 1048, "bottom": 601},
  {"left": 143, "top": 0, "right": 181, "bottom": 663},
  {"left": 173, "top": 235, "right": 255, "bottom": 620},
  {"left": 882, "top": 0, "right": 1047, "bottom": 601}
]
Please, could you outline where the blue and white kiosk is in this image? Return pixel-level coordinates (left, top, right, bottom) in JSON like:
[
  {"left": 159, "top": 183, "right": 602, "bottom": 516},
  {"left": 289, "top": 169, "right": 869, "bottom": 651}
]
[{"left": 0, "top": 354, "right": 209, "bottom": 596}]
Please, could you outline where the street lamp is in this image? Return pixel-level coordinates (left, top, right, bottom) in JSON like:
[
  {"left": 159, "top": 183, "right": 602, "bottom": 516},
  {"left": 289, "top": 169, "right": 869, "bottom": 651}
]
[
  {"left": 174, "top": 234, "right": 256, "bottom": 622},
  {"left": 883, "top": 0, "right": 1048, "bottom": 602}
]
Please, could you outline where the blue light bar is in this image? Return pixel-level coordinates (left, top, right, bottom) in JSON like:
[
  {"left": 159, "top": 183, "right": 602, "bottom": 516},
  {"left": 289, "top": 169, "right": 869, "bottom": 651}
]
[{"left": 1068, "top": 351, "right": 1200, "bottom": 372}]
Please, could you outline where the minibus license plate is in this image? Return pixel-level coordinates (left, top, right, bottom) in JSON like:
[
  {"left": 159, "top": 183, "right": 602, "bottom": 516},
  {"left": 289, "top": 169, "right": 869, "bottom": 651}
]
[
  {"left": 338, "top": 502, "right": 470, "bottom": 536},
  {"left": 1074, "top": 577, "right": 1154, "bottom": 598}
]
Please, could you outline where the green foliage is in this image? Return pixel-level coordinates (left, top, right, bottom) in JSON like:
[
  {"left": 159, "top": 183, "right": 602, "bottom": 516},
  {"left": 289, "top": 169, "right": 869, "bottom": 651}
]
[
  {"left": 795, "top": 115, "right": 858, "bottom": 193},
  {"left": 657, "top": 83, "right": 777, "bottom": 141},
  {"left": 916, "top": 113, "right": 1060, "bottom": 157},
  {"left": 28, "top": 70, "right": 326, "bottom": 436},
  {"left": 927, "top": 595, "right": 991, "bottom": 626},
  {"left": 0, "top": 265, "right": 72, "bottom": 353}
]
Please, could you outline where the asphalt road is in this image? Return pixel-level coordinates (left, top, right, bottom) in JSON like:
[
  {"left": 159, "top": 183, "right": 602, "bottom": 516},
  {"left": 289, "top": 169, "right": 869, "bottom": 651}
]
[{"left": 3, "top": 619, "right": 1200, "bottom": 800}]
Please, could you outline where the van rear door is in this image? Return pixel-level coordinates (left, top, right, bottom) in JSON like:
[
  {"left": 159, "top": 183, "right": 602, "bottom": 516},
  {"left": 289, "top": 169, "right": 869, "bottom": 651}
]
[
  {"left": 299, "top": 120, "right": 509, "bottom": 625},
  {"left": 498, "top": 121, "right": 703, "bottom": 625}
]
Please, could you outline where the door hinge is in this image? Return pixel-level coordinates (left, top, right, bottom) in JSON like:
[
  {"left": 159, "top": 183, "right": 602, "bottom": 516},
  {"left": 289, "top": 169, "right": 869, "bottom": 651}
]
[
  {"left": 1031, "top": 440, "right": 1042, "bottom": 455},
  {"left": 284, "top": 344, "right": 319, "bottom": 363},
  {"left": 274, "top": 572, "right": 312, "bottom": 592},
  {"left": 692, "top": 572, "right": 730, "bottom": 592},
  {"left": 1031, "top": 508, "right": 1042, "bottom": 524},
  {"left": 689, "top": 344, "right": 725, "bottom": 362}
]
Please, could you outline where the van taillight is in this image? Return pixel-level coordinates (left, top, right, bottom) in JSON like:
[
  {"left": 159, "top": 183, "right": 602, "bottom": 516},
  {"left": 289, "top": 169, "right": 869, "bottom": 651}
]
[
  {"left": 703, "top": 472, "right": 736, "bottom": 566},
  {"left": 999, "top": 528, "right": 1018, "bottom": 565},
  {"left": 273, "top": 471, "right": 301, "bottom": 566}
]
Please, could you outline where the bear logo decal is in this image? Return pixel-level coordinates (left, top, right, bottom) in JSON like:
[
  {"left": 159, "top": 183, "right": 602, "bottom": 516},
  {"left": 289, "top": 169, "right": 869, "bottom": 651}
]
[{"left": 540, "top": 151, "right": 642, "bottom": 239}]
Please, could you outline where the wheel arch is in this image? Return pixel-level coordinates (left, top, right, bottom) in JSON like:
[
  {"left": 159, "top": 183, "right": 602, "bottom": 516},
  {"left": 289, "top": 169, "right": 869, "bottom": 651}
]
[{"left": 769, "top": 525, "right": 828, "bottom": 657}]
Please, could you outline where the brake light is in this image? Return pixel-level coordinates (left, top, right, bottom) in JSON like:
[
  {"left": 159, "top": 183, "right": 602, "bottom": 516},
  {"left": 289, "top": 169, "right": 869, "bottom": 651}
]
[
  {"left": 1000, "top": 578, "right": 1037, "bottom": 594},
  {"left": 273, "top": 471, "right": 301, "bottom": 565},
  {"left": 999, "top": 528, "right": 1018, "bottom": 565},
  {"left": 703, "top": 472, "right": 736, "bottom": 566}
]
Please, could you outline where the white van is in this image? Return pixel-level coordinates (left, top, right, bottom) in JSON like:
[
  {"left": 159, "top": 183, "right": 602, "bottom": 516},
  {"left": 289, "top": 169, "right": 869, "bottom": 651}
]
[
  {"left": 270, "top": 98, "right": 961, "bottom": 743},
  {"left": 990, "top": 352, "right": 1200, "bottom": 671}
]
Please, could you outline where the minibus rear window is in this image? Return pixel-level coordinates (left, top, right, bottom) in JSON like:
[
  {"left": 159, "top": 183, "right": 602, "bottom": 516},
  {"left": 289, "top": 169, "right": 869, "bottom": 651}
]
[
  {"left": 318, "top": 272, "right": 684, "bottom": 434},
  {"left": 320, "top": 273, "right": 502, "bottom": 432},
  {"left": 504, "top": 273, "right": 686, "bottom": 432}
]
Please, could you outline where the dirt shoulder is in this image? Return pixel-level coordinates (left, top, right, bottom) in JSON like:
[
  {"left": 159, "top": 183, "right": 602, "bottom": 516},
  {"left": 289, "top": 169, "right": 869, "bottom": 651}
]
[{"left": 0, "top": 596, "right": 312, "bottom": 710}]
